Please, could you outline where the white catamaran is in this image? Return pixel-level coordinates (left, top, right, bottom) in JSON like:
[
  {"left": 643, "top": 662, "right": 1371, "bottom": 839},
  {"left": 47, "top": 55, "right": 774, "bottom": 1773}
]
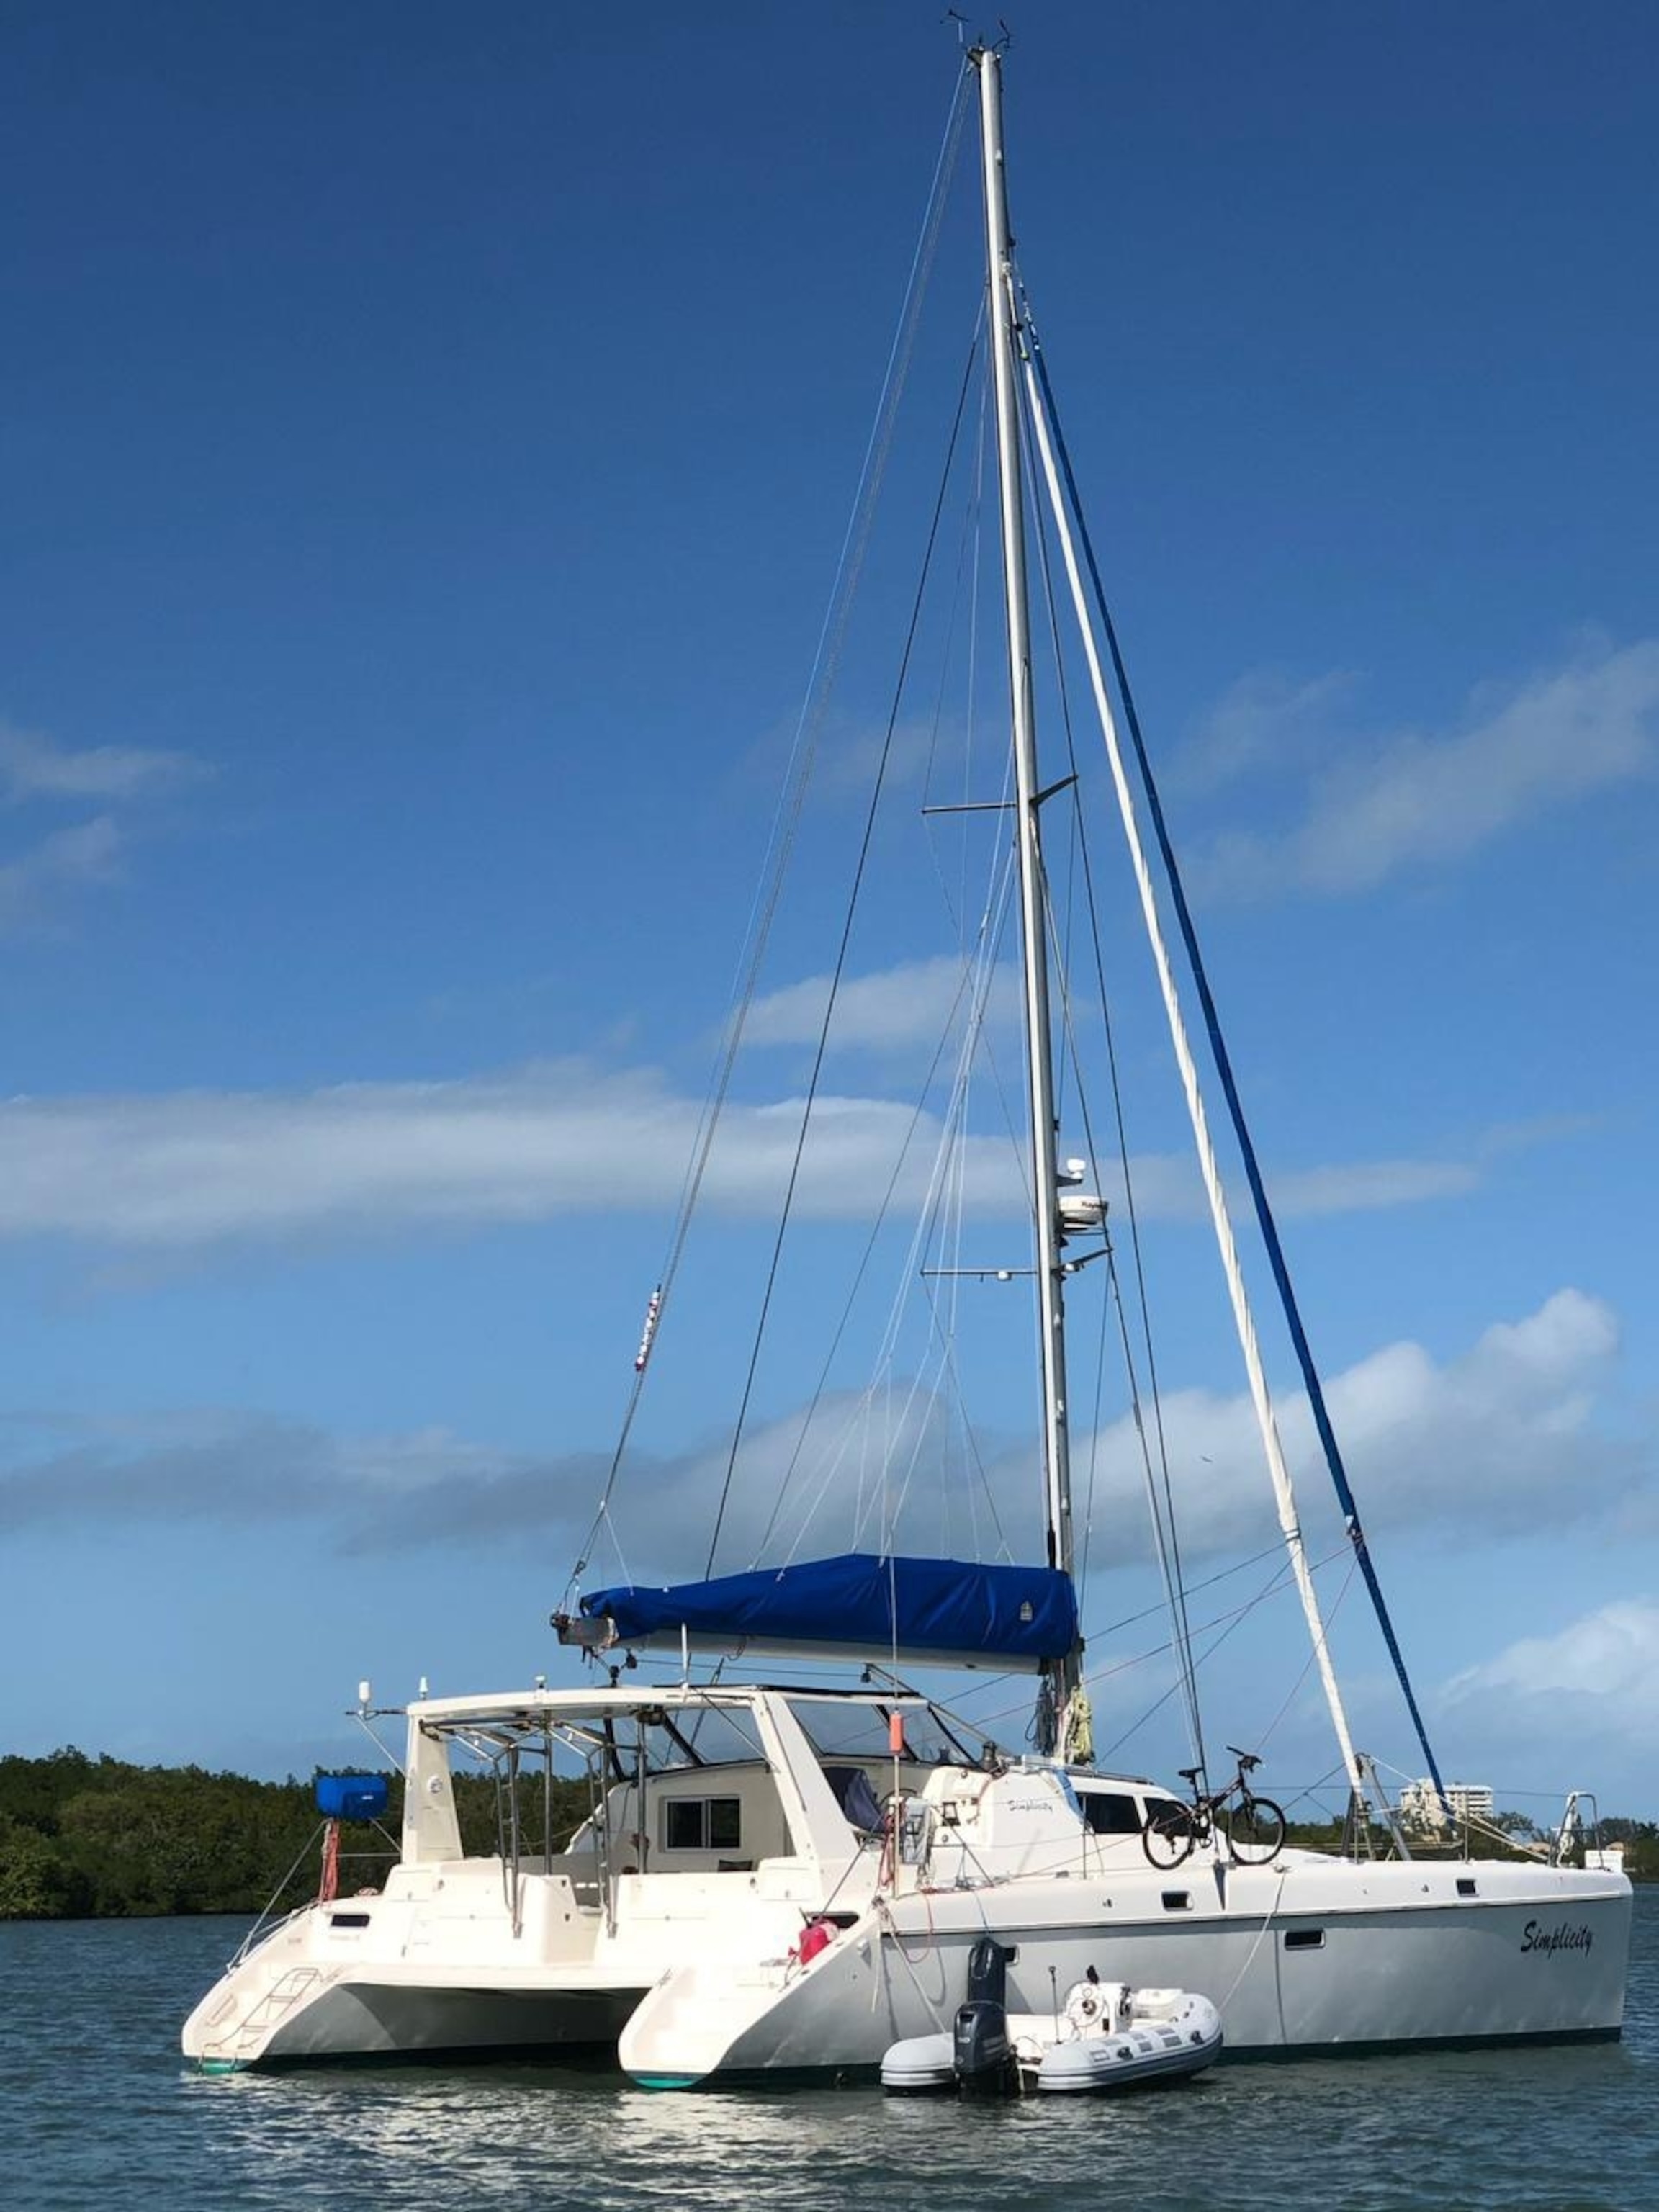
[{"left": 183, "top": 45, "right": 1631, "bottom": 2082}]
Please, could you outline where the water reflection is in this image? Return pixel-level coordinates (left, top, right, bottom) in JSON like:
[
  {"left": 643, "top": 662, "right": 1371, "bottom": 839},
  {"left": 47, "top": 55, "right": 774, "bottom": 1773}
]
[
  {"left": 4, "top": 1907, "right": 1656, "bottom": 2212},
  {"left": 177, "top": 2038, "right": 1650, "bottom": 2212}
]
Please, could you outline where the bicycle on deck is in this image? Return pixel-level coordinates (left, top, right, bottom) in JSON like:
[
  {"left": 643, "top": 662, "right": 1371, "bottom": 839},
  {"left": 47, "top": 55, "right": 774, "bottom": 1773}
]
[{"left": 1141, "top": 1747, "right": 1287, "bottom": 1868}]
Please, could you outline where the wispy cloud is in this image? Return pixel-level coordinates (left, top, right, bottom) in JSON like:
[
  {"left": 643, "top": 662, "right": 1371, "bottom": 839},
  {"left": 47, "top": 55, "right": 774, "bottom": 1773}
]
[
  {"left": 1262, "top": 1115, "right": 1599, "bottom": 1219},
  {"left": 0, "top": 1406, "right": 580, "bottom": 1547},
  {"left": 740, "top": 709, "right": 997, "bottom": 810},
  {"left": 811, "top": 714, "right": 945, "bottom": 799},
  {"left": 746, "top": 955, "right": 1020, "bottom": 1051},
  {"left": 0, "top": 717, "right": 210, "bottom": 932},
  {"left": 0, "top": 721, "right": 204, "bottom": 805},
  {"left": 0, "top": 816, "right": 124, "bottom": 930},
  {"left": 0, "top": 1061, "right": 1538, "bottom": 1254},
  {"left": 1175, "top": 671, "right": 1357, "bottom": 796},
  {"left": 1267, "top": 1157, "right": 1482, "bottom": 1215},
  {"left": 1189, "top": 637, "right": 1659, "bottom": 900}
]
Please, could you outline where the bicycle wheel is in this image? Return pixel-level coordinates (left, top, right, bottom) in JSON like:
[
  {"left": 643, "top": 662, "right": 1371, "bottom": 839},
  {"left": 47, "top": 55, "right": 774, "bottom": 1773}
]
[
  {"left": 1223, "top": 1794, "right": 1287, "bottom": 1864},
  {"left": 1142, "top": 1802, "right": 1197, "bottom": 1869}
]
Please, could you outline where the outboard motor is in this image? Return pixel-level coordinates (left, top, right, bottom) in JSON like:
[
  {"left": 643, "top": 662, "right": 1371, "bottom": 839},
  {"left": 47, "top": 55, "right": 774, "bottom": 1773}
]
[
  {"left": 965, "top": 1935, "right": 1009, "bottom": 2008},
  {"left": 953, "top": 1936, "right": 1013, "bottom": 2096}
]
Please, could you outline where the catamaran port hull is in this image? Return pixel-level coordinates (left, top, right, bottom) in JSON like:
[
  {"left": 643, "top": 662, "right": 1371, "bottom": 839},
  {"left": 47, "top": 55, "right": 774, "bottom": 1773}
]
[
  {"left": 240, "top": 1984, "right": 639, "bottom": 2067},
  {"left": 184, "top": 1948, "right": 647, "bottom": 2069}
]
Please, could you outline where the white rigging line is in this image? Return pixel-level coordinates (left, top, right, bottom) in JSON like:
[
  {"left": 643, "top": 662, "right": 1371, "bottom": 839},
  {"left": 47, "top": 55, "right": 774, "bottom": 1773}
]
[
  {"left": 1017, "top": 380, "right": 1206, "bottom": 1768},
  {"left": 769, "top": 372, "right": 1024, "bottom": 1573},
  {"left": 786, "top": 841, "right": 1022, "bottom": 1565},
  {"left": 1019, "top": 333, "right": 1364, "bottom": 1802},
  {"left": 868, "top": 853, "right": 1024, "bottom": 1552},
  {"left": 559, "top": 73, "right": 971, "bottom": 1603}
]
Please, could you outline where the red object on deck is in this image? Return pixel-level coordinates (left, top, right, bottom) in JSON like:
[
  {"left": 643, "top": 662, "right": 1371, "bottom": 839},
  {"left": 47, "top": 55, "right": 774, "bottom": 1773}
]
[
  {"left": 794, "top": 1918, "right": 835, "bottom": 1966},
  {"left": 318, "top": 1817, "right": 341, "bottom": 1903}
]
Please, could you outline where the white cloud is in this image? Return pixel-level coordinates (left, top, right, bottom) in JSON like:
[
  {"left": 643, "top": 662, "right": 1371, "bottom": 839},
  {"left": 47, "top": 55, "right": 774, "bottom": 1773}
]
[
  {"left": 1063, "top": 1288, "right": 1629, "bottom": 1566},
  {"left": 0, "top": 721, "right": 203, "bottom": 804},
  {"left": 1264, "top": 1116, "right": 1598, "bottom": 1220},
  {"left": 0, "top": 1062, "right": 1013, "bottom": 1246},
  {"left": 0, "top": 816, "right": 123, "bottom": 930},
  {"left": 1437, "top": 1601, "right": 1659, "bottom": 1800},
  {"left": 0, "top": 1061, "right": 1535, "bottom": 1253},
  {"left": 1444, "top": 1601, "right": 1659, "bottom": 1717},
  {"left": 0, "top": 719, "right": 209, "bottom": 932},
  {"left": 41, "top": 1051, "right": 984, "bottom": 1290},
  {"left": 1176, "top": 671, "right": 1356, "bottom": 795},
  {"left": 1192, "top": 637, "right": 1659, "bottom": 899},
  {"left": 746, "top": 955, "right": 1020, "bottom": 1051},
  {"left": 1268, "top": 1157, "right": 1482, "bottom": 1215},
  {"left": 803, "top": 714, "right": 950, "bottom": 801}
]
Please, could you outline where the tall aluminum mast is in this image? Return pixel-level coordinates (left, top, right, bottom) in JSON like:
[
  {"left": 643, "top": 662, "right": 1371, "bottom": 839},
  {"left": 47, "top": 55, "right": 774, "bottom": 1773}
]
[{"left": 972, "top": 45, "right": 1082, "bottom": 1748}]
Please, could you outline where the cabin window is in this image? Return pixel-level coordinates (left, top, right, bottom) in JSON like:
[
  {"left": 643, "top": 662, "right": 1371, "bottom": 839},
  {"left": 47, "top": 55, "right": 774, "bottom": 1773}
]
[
  {"left": 662, "top": 1797, "right": 742, "bottom": 1852},
  {"left": 1142, "top": 1797, "right": 1187, "bottom": 1831},
  {"left": 1457, "top": 1878, "right": 1478, "bottom": 1897},
  {"left": 1161, "top": 1891, "right": 1191, "bottom": 1912},
  {"left": 328, "top": 1912, "right": 371, "bottom": 1929},
  {"left": 1284, "top": 1928, "right": 1325, "bottom": 1951},
  {"left": 1079, "top": 1792, "right": 1141, "bottom": 1836}
]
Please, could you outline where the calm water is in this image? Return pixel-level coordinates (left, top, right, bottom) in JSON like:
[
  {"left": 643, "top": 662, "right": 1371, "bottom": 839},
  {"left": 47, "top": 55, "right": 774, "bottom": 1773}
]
[{"left": 4, "top": 1892, "right": 1656, "bottom": 2212}]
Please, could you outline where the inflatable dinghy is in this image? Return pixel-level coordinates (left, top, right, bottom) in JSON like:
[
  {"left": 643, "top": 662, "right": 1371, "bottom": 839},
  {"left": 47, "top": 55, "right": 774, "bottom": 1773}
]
[{"left": 881, "top": 1964, "right": 1221, "bottom": 2097}]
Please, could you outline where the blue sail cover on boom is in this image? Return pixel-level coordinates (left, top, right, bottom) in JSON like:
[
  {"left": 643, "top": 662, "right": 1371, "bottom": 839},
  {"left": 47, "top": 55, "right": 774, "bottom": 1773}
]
[{"left": 577, "top": 1553, "right": 1078, "bottom": 1673}]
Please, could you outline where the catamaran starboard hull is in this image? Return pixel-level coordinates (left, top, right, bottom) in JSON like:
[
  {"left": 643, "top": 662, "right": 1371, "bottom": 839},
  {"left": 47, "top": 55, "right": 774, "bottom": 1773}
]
[{"left": 618, "top": 1862, "right": 1631, "bottom": 2085}]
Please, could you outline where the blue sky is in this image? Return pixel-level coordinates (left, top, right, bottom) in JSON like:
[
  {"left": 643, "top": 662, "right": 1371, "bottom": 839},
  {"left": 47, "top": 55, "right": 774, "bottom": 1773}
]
[{"left": 2, "top": 1, "right": 1656, "bottom": 1824}]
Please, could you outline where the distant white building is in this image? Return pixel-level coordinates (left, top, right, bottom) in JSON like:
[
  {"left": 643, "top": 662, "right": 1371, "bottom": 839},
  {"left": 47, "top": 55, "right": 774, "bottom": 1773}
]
[{"left": 1398, "top": 1779, "right": 1495, "bottom": 1831}]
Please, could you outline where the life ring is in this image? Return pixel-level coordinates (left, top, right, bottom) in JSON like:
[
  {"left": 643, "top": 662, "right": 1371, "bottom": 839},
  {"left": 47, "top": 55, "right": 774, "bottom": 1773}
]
[{"left": 1064, "top": 1980, "right": 1105, "bottom": 2032}]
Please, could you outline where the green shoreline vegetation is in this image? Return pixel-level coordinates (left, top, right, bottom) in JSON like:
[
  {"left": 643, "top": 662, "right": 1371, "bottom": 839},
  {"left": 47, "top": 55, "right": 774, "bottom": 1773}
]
[
  {"left": 1, "top": 1748, "right": 1653, "bottom": 1920},
  {"left": 0, "top": 1748, "right": 589, "bottom": 1920}
]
